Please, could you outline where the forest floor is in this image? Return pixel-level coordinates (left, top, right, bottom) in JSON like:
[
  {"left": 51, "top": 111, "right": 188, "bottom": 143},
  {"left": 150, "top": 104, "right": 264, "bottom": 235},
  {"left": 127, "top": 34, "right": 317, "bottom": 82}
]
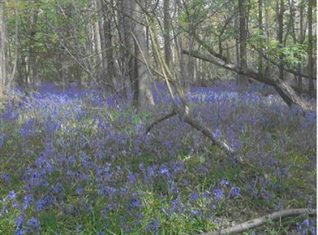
[{"left": 0, "top": 80, "right": 316, "bottom": 234}]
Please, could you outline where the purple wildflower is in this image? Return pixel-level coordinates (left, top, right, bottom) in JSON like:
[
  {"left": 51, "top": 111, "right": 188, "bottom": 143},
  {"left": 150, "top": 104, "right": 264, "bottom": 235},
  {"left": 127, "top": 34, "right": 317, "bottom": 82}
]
[
  {"left": 159, "top": 165, "right": 169, "bottom": 175},
  {"left": 213, "top": 188, "right": 223, "bottom": 200},
  {"left": 27, "top": 217, "right": 40, "bottom": 231},
  {"left": 146, "top": 219, "right": 160, "bottom": 232},
  {"left": 230, "top": 187, "right": 241, "bottom": 197},
  {"left": 190, "top": 192, "right": 200, "bottom": 201},
  {"left": 7, "top": 191, "right": 17, "bottom": 200}
]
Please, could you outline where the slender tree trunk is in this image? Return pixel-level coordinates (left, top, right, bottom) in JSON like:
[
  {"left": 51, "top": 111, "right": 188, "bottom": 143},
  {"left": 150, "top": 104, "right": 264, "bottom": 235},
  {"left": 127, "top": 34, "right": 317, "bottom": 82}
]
[
  {"left": 28, "top": 1, "right": 38, "bottom": 85},
  {"left": 103, "top": 1, "right": 116, "bottom": 93},
  {"left": 238, "top": 0, "right": 248, "bottom": 91},
  {"left": 93, "top": 0, "right": 103, "bottom": 84},
  {"left": 163, "top": 0, "right": 172, "bottom": 67},
  {"left": 0, "top": 0, "right": 6, "bottom": 98},
  {"left": 277, "top": 0, "right": 284, "bottom": 80},
  {"left": 289, "top": 0, "right": 302, "bottom": 91},
  {"left": 264, "top": 0, "right": 271, "bottom": 79},
  {"left": 307, "top": 0, "right": 314, "bottom": 96},
  {"left": 119, "top": 0, "right": 134, "bottom": 99},
  {"left": 258, "top": 0, "right": 264, "bottom": 80},
  {"left": 297, "top": 1, "right": 305, "bottom": 90},
  {"left": 93, "top": 0, "right": 103, "bottom": 83},
  {"left": 188, "top": 24, "right": 195, "bottom": 83}
]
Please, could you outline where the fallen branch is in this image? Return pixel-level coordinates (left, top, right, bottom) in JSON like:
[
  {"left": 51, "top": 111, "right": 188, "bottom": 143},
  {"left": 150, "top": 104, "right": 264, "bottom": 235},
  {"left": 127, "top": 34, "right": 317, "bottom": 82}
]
[
  {"left": 200, "top": 208, "right": 316, "bottom": 235},
  {"left": 180, "top": 109, "right": 236, "bottom": 158},
  {"left": 145, "top": 110, "right": 177, "bottom": 134},
  {"left": 148, "top": 20, "right": 238, "bottom": 160},
  {"left": 183, "top": 50, "right": 314, "bottom": 111}
]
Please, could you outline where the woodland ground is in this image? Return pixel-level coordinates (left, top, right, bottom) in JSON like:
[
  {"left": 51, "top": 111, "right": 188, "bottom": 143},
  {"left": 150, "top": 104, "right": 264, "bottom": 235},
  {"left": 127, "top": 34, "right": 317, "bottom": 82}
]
[{"left": 0, "top": 80, "right": 316, "bottom": 235}]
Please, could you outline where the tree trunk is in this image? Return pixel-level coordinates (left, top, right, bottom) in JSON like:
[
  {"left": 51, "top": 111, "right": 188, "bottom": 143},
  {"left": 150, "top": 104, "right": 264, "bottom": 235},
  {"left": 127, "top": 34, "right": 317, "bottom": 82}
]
[
  {"left": 132, "top": 1, "right": 155, "bottom": 110},
  {"left": 277, "top": 0, "right": 284, "bottom": 81},
  {"left": 307, "top": 0, "right": 314, "bottom": 97},
  {"left": 188, "top": 24, "right": 195, "bottom": 83},
  {"left": 258, "top": 0, "right": 264, "bottom": 80},
  {"left": 297, "top": 0, "right": 305, "bottom": 91},
  {"left": 163, "top": 0, "right": 172, "bottom": 67},
  {"left": 98, "top": 0, "right": 115, "bottom": 94},
  {"left": 103, "top": 3, "right": 116, "bottom": 93},
  {"left": 238, "top": 0, "right": 249, "bottom": 91},
  {"left": 119, "top": 0, "right": 135, "bottom": 99},
  {"left": 28, "top": 0, "right": 38, "bottom": 85},
  {"left": 0, "top": 0, "right": 6, "bottom": 98},
  {"left": 93, "top": 0, "right": 103, "bottom": 85}
]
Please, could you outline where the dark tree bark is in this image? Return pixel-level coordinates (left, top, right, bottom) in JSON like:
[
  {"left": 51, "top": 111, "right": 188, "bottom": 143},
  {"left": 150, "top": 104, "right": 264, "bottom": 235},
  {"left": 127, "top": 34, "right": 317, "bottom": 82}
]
[
  {"left": 0, "top": 0, "right": 6, "bottom": 98},
  {"left": 163, "top": 0, "right": 172, "bottom": 66},
  {"left": 258, "top": 0, "right": 264, "bottom": 80},
  {"left": 307, "top": 0, "right": 315, "bottom": 97},
  {"left": 101, "top": 0, "right": 116, "bottom": 93},
  {"left": 238, "top": 0, "right": 249, "bottom": 90},
  {"left": 277, "top": 0, "right": 284, "bottom": 81}
]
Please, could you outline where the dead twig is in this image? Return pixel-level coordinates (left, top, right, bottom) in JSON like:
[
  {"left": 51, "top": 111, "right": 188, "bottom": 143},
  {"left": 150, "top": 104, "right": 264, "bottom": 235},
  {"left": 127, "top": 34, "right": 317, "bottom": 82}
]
[{"left": 200, "top": 208, "right": 316, "bottom": 235}]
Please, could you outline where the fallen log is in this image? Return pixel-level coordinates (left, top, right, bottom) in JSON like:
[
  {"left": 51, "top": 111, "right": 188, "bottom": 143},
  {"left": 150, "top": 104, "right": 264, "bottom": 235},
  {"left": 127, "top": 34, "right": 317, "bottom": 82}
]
[
  {"left": 200, "top": 208, "right": 316, "bottom": 235},
  {"left": 183, "top": 50, "right": 314, "bottom": 111}
]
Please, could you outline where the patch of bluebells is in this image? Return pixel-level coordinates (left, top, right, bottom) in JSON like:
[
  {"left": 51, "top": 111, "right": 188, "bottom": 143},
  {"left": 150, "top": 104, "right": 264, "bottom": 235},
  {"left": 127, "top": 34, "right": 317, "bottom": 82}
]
[
  {"left": 0, "top": 81, "right": 315, "bottom": 234},
  {"left": 26, "top": 217, "right": 40, "bottom": 232},
  {"left": 297, "top": 219, "right": 316, "bottom": 235}
]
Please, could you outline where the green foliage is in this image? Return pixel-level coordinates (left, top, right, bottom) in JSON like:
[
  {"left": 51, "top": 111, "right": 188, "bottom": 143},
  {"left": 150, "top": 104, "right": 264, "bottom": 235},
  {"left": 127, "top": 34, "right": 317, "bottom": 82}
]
[
  {"left": 5, "top": 0, "right": 92, "bottom": 82},
  {"left": 179, "top": 0, "right": 210, "bottom": 28}
]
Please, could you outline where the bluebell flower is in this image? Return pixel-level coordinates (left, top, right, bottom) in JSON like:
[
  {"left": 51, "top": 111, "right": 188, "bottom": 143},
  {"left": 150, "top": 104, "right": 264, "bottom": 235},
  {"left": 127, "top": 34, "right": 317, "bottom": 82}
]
[
  {"left": 203, "top": 191, "right": 211, "bottom": 198},
  {"left": 190, "top": 192, "right": 200, "bottom": 201},
  {"left": 220, "top": 179, "right": 231, "bottom": 187},
  {"left": 146, "top": 165, "right": 157, "bottom": 179},
  {"left": 170, "top": 198, "right": 183, "bottom": 213},
  {"left": 16, "top": 215, "right": 24, "bottom": 228},
  {"left": 20, "top": 118, "right": 37, "bottom": 137},
  {"left": 213, "top": 188, "right": 223, "bottom": 200},
  {"left": 7, "top": 191, "right": 16, "bottom": 200},
  {"left": 159, "top": 165, "right": 169, "bottom": 175},
  {"left": 22, "top": 194, "right": 33, "bottom": 211},
  {"left": 15, "top": 229, "right": 25, "bottom": 235},
  {"left": 128, "top": 172, "right": 137, "bottom": 184},
  {"left": 168, "top": 180, "right": 179, "bottom": 194},
  {"left": 191, "top": 209, "right": 201, "bottom": 216},
  {"left": 230, "top": 187, "right": 241, "bottom": 197},
  {"left": 76, "top": 187, "right": 84, "bottom": 195},
  {"left": 213, "top": 128, "right": 222, "bottom": 139},
  {"left": 1, "top": 173, "right": 10, "bottom": 183},
  {"left": 146, "top": 219, "right": 160, "bottom": 232},
  {"left": 45, "top": 116, "right": 60, "bottom": 134},
  {"left": 27, "top": 217, "right": 40, "bottom": 231},
  {"left": 0, "top": 134, "right": 4, "bottom": 148},
  {"left": 129, "top": 198, "right": 141, "bottom": 209},
  {"left": 36, "top": 195, "right": 54, "bottom": 211}
]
